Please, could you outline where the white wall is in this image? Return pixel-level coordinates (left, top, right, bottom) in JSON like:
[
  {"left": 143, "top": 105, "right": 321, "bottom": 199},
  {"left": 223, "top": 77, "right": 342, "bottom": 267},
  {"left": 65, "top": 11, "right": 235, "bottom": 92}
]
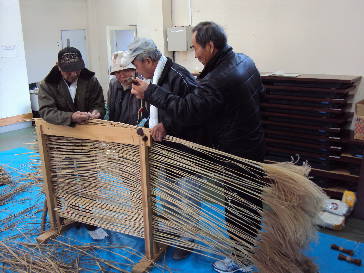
[
  {"left": 18, "top": 0, "right": 364, "bottom": 112},
  {"left": 0, "top": 0, "right": 30, "bottom": 119},
  {"left": 86, "top": 0, "right": 138, "bottom": 92},
  {"left": 19, "top": 0, "right": 172, "bottom": 95},
  {"left": 19, "top": 0, "right": 88, "bottom": 83},
  {"left": 173, "top": 0, "right": 364, "bottom": 103},
  {"left": 87, "top": 0, "right": 172, "bottom": 93},
  {"left": 136, "top": 0, "right": 172, "bottom": 56},
  {"left": 171, "top": 0, "right": 201, "bottom": 73}
]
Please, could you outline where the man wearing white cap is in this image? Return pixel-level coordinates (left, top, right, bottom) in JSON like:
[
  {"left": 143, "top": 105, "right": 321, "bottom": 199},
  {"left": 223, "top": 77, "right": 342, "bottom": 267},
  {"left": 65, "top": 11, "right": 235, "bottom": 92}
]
[{"left": 107, "top": 51, "right": 148, "bottom": 125}]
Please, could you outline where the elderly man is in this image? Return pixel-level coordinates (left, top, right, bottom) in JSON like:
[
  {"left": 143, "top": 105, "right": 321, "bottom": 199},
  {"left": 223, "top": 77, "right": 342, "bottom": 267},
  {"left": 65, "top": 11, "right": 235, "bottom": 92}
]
[
  {"left": 126, "top": 38, "right": 204, "bottom": 260},
  {"left": 39, "top": 46, "right": 105, "bottom": 126},
  {"left": 107, "top": 51, "right": 148, "bottom": 125},
  {"left": 131, "top": 22, "right": 265, "bottom": 273},
  {"left": 38, "top": 47, "right": 107, "bottom": 240},
  {"left": 126, "top": 38, "right": 203, "bottom": 143}
]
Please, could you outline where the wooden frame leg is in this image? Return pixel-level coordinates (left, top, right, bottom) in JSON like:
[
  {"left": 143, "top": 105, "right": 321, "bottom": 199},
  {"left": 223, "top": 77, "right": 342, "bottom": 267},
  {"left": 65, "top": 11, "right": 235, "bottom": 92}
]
[
  {"left": 134, "top": 129, "right": 163, "bottom": 272},
  {"left": 132, "top": 244, "right": 168, "bottom": 273},
  {"left": 36, "top": 219, "right": 75, "bottom": 244}
]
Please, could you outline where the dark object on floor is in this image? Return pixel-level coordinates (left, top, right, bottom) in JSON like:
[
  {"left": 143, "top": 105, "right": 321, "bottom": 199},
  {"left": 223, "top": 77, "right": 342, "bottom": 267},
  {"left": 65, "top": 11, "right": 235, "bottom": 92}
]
[
  {"left": 337, "top": 253, "right": 362, "bottom": 266},
  {"left": 85, "top": 224, "right": 98, "bottom": 231},
  {"left": 172, "top": 247, "right": 192, "bottom": 260},
  {"left": 331, "top": 243, "right": 354, "bottom": 256},
  {"left": 73, "top": 223, "right": 97, "bottom": 230}
]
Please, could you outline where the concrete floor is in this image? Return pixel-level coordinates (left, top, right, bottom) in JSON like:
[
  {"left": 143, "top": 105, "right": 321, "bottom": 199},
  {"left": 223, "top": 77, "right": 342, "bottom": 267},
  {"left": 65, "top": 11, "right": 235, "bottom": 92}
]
[
  {"left": 0, "top": 126, "right": 36, "bottom": 152},
  {"left": 1, "top": 126, "right": 364, "bottom": 243}
]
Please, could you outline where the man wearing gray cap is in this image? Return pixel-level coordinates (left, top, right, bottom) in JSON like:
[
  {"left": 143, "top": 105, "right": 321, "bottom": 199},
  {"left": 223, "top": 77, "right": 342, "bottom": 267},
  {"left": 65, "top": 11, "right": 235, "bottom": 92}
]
[
  {"left": 127, "top": 38, "right": 204, "bottom": 260},
  {"left": 126, "top": 38, "right": 203, "bottom": 144},
  {"left": 107, "top": 51, "right": 148, "bottom": 125},
  {"left": 39, "top": 47, "right": 105, "bottom": 126}
]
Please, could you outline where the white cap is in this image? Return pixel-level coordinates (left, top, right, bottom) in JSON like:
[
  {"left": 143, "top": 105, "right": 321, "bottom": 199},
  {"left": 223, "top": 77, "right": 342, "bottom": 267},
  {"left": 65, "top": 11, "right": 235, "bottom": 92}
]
[{"left": 110, "top": 51, "right": 135, "bottom": 75}]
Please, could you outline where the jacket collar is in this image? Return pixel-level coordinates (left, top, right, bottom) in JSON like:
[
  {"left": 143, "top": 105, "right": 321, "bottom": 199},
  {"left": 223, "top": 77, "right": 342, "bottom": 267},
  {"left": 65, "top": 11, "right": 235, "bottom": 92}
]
[
  {"left": 198, "top": 45, "right": 233, "bottom": 79},
  {"left": 157, "top": 57, "right": 173, "bottom": 85},
  {"left": 44, "top": 65, "right": 95, "bottom": 84}
]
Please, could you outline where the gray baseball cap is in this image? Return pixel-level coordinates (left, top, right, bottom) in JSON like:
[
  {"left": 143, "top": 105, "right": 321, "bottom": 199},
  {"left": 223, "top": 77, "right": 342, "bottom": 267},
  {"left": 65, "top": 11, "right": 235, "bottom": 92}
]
[{"left": 127, "top": 38, "right": 157, "bottom": 62}]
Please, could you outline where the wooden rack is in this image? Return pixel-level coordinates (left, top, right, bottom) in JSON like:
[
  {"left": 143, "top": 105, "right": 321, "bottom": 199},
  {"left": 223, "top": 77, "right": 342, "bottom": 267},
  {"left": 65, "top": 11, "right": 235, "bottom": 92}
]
[
  {"left": 35, "top": 119, "right": 165, "bottom": 273},
  {"left": 261, "top": 74, "right": 363, "bottom": 218}
]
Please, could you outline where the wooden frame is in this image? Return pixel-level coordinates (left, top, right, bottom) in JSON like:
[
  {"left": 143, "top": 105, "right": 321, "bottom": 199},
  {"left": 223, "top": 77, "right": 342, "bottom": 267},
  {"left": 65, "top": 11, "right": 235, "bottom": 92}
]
[
  {"left": 35, "top": 119, "right": 163, "bottom": 272},
  {"left": 261, "top": 73, "right": 364, "bottom": 209},
  {"left": 0, "top": 113, "right": 32, "bottom": 127}
]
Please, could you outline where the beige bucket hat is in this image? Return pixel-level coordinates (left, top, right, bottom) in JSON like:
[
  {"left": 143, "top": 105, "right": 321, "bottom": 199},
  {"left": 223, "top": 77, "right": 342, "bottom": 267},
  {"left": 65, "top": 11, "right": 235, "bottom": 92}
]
[{"left": 110, "top": 51, "right": 136, "bottom": 75}]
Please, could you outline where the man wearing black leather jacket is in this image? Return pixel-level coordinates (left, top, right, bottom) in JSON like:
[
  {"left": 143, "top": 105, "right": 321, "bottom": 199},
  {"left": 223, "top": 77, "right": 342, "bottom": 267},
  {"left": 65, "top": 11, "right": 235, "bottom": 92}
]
[
  {"left": 126, "top": 38, "right": 203, "bottom": 144},
  {"left": 131, "top": 21, "right": 265, "bottom": 273}
]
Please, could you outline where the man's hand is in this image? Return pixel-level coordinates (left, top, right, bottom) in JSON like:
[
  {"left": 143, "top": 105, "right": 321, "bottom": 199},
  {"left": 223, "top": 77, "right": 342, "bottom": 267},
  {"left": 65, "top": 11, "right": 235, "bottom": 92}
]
[
  {"left": 131, "top": 78, "right": 149, "bottom": 99},
  {"left": 71, "top": 111, "right": 90, "bottom": 124},
  {"left": 88, "top": 110, "right": 101, "bottom": 119},
  {"left": 151, "top": 122, "right": 166, "bottom": 142}
]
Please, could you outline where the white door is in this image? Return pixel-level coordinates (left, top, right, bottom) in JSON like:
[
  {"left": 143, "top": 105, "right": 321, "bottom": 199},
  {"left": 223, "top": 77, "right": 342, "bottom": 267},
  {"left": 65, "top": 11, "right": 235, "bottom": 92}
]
[
  {"left": 112, "top": 30, "right": 135, "bottom": 52},
  {"left": 61, "top": 29, "right": 88, "bottom": 67},
  {"left": 106, "top": 26, "right": 136, "bottom": 73}
]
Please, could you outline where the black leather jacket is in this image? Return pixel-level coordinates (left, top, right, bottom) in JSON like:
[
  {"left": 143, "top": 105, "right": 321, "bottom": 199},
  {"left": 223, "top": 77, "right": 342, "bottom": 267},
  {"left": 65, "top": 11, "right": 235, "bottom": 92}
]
[
  {"left": 144, "top": 46, "right": 265, "bottom": 161},
  {"left": 154, "top": 58, "right": 205, "bottom": 144}
]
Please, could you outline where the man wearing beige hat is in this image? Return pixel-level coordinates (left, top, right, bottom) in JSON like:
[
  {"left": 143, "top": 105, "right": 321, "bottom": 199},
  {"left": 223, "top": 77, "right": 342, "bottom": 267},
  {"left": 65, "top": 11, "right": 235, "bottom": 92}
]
[{"left": 107, "top": 51, "right": 149, "bottom": 125}]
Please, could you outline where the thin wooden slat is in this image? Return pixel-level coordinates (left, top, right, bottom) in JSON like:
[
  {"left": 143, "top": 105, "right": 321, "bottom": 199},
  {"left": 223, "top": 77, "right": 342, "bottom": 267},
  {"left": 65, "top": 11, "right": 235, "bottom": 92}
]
[
  {"left": 261, "top": 103, "right": 346, "bottom": 114},
  {"left": 262, "top": 74, "right": 361, "bottom": 84},
  {"left": 36, "top": 220, "right": 75, "bottom": 244},
  {"left": 262, "top": 111, "right": 352, "bottom": 124},
  {"left": 139, "top": 134, "right": 157, "bottom": 259},
  {"left": 35, "top": 119, "right": 151, "bottom": 146},
  {"left": 310, "top": 168, "right": 359, "bottom": 183},
  {"left": 264, "top": 94, "right": 348, "bottom": 104},
  {"left": 265, "top": 137, "right": 341, "bottom": 152},
  {"left": 263, "top": 120, "right": 341, "bottom": 133},
  {"left": 264, "top": 84, "right": 356, "bottom": 94},
  {"left": 329, "top": 154, "right": 362, "bottom": 165},
  {"left": 36, "top": 230, "right": 58, "bottom": 244},
  {"left": 265, "top": 129, "right": 342, "bottom": 143},
  {"left": 35, "top": 123, "right": 61, "bottom": 231},
  {"left": 0, "top": 113, "right": 32, "bottom": 127}
]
